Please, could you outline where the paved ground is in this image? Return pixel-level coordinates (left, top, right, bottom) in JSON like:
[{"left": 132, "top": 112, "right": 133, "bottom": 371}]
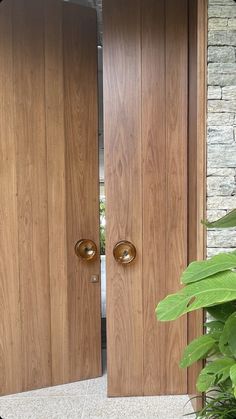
[{"left": 0, "top": 353, "right": 194, "bottom": 418}]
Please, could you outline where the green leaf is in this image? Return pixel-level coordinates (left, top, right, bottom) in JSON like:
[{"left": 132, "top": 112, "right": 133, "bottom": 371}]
[
  {"left": 205, "top": 321, "right": 224, "bottom": 332},
  {"left": 197, "top": 358, "right": 235, "bottom": 392},
  {"left": 229, "top": 335, "right": 236, "bottom": 359},
  {"left": 181, "top": 251, "right": 236, "bottom": 285},
  {"left": 230, "top": 364, "right": 236, "bottom": 397},
  {"left": 156, "top": 271, "right": 236, "bottom": 322},
  {"left": 219, "top": 313, "right": 236, "bottom": 357},
  {"left": 207, "top": 302, "right": 236, "bottom": 322},
  {"left": 180, "top": 335, "right": 217, "bottom": 368},
  {"left": 205, "top": 321, "right": 224, "bottom": 341},
  {"left": 203, "top": 209, "right": 236, "bottom": 229}
]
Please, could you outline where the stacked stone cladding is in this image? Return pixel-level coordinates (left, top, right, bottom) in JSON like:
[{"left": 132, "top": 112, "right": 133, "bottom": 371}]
[{"left": 207, "top": 0, "right": 236, "bottom": 257}]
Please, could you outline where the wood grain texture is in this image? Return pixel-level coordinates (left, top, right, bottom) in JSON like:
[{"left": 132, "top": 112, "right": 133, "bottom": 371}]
[
  {"left": 0, "top": 0, "right": 22, "bottom": 395},
  {"left": 0, "top": 0, "right": 101, "bottom": 395},
  {"left": 142, "top": 0, "right": 189, "bottom": 395},
  {"left": 104, "top": 0, "right": 144, "bottom": 397},
  {"left": 165, "top": 0, "right": 188, "bottom": 394},
  {"left": 13, "top": 0, "right": 52, "bottom": 390},
  {"left": 45, "top": 0, "right": 70, "bottom": 385},
  {"left": 188, "top": 0, "right": 207, "bottom": 405},
  {"left": 104, "top": 0, "right": 203, "bottom": 396},
  {"left": 63, "top": 2, "right": 101, "bottom": 381},
  {"left": 188, "top": 0, "right": 201, "bottom": 398},
  {"left": 142, "top": 0, "right": 167, "bottom": 395}
]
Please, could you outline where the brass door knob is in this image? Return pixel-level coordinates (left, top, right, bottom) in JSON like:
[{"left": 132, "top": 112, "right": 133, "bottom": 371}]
[
  {"left": 75, "top": 239, "right": 97, "bottom": 261},
  {"left": 113, "top": 240, "right": 136, "bottom": 264}
]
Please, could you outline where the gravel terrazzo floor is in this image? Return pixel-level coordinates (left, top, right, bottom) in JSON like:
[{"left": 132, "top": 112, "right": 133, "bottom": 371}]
[{"left": 0, "top": 353, "right": 194, "bottom": 419}]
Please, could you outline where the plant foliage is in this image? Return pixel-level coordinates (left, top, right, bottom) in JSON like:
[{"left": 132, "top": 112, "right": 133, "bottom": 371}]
[
  {"left": 203, "top": 209, "right": 236, "bottom": 229},
  {"left": 186, "top": 386, "right": 236, "bottom": 418},
  {"left": 100, "top": 199, "right": 106, "bottom": 255},
  {"left": 179, "top": 335, "right": 217, "bottom": 369},
  {"left": 181, "top": 251, "right": 236, "bottom": 285},
  {"left": 197, "top": 358, "right": 235, "bottom": 393},
  {"left": 156, "top": 208, "right": 236, "bottom": 406},
  {"left": 156, "top": 270, "right": 236, "bottom": 322}
]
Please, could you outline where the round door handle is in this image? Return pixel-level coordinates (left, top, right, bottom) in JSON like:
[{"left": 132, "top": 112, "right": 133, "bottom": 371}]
[
  {"left": 75, "top": 239, "right": 97, "bottom": 261},
  {"left": 113, "top": 240, "right": 136, "bottom": 265}
]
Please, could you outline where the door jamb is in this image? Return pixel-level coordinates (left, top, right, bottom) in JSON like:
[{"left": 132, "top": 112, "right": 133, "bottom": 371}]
[{"left": 187, "top": 0, "right": 207, "bottom": 409}]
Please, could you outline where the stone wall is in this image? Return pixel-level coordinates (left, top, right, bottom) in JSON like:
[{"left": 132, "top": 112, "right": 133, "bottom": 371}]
[{"left": 207, "top": 0, "right": 236, "bottom": 257}]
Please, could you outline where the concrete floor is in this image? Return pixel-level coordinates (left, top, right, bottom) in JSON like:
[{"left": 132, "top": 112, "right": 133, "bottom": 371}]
[{"left": 0, "top": 353, "right": 194, "bottom": 419}]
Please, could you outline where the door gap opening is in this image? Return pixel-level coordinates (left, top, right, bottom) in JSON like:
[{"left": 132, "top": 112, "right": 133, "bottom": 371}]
[{"left": 97, "top": 18, "right": 107, "bottom": 358}]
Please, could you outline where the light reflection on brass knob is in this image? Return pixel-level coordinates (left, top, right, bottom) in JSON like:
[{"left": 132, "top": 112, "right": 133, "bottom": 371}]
[
  {"left": 113, "top": 240, "right": 136, "bottom": 264},
  {"left": 75, "top": 239, "right": 97, "bottom": 261}
]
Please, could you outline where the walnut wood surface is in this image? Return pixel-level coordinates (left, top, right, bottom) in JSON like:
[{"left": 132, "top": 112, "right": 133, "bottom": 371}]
[
  {"left": 13, "top": 0, "right": 52, "bottom": 391},
  {"left": 0, "top": 0, "right": 22, "bottom": 395},
  {"left": 0, "top": 0, "right": 101, "bottom": 395},
  {"left": 63, "top": 2, "right": 101, "bottom": 382},
  {"left": 104, "top": 0, "right": 205, "bottom": 396},
  {"left": 188, "top": 0, "right": 207, "bottom": 407},
  {"left": 104, "top": 0, "right": 144, "bottom": 397}
]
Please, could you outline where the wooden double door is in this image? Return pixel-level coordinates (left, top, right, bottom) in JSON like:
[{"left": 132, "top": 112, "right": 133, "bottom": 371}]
[{"left": 0, "top": 0, "right": 205, "bottom": 397}]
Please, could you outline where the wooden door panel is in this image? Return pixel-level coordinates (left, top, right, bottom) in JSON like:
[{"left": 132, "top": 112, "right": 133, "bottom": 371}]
[
  {"left": 165, "top": 0, "right": 188, "bottom": 394},
  {"left": 104, "top": 0, "right": 201, "bottom": 397},
  {"left": 13, "top": 0, "right": 52, "bottom": 390},
  {"left": 0, "top": 0, "right": 22, "bottom": 396},
  {"left": 63, "top": 3, "right": 101, "bottom": 381},
  {"left": 45, "top": 0, "right": 69, "bottom": 385},
  {"left": 0, "top": 0, "right": 101, "bottom": 395},
  {"left": 142, "top": 0, "right": 168, "bottom": 395},
  {"left": 103, "top": 0, "right": 143, "bottom": 397}
]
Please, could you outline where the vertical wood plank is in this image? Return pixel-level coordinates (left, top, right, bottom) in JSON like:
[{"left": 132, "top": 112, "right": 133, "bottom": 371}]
[
  {"left": 188, "top": 0, "right": 201, "bottom": 399},
  {"left": 142, "top": 0, "right": 167, "bottom": 395},
  {"left": 13, "top": 0, "right": 52, "bottom": 390},
  {"left": 63, "top": 3, "right": 101, "bottom": 381},
  {"left": 0, "top": 0, "right": 22, "bottom": 395},
  {"left": 103, "top": 0, "right": 143, "bottom": 396},
  {"left": 142, "top": 0, "right": 190, "bottom": 395},
  {"left": 165, "top": 0, "right": 188, "bottom": 394},
  {"left": 45, "top": 0, "right": 70, "bottom": 385},
  {"left": 188, "top": 0, "right": 207, "bottom": 404}
]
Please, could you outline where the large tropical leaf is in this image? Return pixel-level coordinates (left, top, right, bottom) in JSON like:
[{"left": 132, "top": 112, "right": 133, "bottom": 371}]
[
  {"left": 219, "top": 312, "right": 236, "bottom": 357},
  {"left": 156, "top": 271, "right": 236, "bottom": 322},
  {"left": 197, "top": 358, "right": 235, "bottom": 392},
  {"left": 230, "top": 364, "right": 236, "bottom": 397},
  {"left": 207, "top": 302, "right": 236, "bottom": 322},
  {"left": 180, "top": 335, "right": 217, "bottom": 368},
  {"left": 181, "top": 251, "right": 236, "bottom": 285},
  {"left": 204, "top": 209, "right": 236, "bottom": 229}
]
